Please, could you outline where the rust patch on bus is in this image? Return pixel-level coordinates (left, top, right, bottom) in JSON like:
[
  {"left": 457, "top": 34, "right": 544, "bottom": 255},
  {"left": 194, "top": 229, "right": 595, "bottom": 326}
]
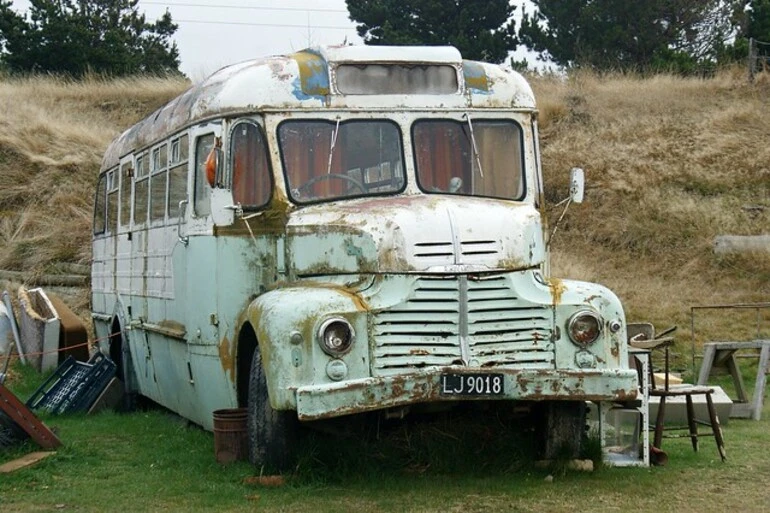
[
  {"left": 548, "top": 278, "right": 566, "bottom": 306},
  {"left": 157, "top": 319, "right": 185, "bottom": 333},
  {"left": 214, "top": 192, "right": 292, "bottom": 237},
  {"left": 219, "top": 335, "right": 235, "bottom": 380}
]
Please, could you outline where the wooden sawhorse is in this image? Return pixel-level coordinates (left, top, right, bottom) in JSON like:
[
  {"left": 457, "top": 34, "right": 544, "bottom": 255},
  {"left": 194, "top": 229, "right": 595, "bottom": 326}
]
[{"left": 697, "top": 340, "right": 770, "bottom": 420}]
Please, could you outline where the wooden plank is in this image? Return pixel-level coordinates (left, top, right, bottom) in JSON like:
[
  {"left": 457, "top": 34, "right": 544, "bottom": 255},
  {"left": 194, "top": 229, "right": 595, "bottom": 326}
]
[
  {"left": 0, "top": 270, "right": 88, "bottom": 287},
  {"left": 751, "top": 345, "right": 770, "bottom": 421},
  {"left": 0, "top": 385, "right": 61, "bottom": 449},
  {"left": 703, "top": 341, "right": 768, "bottom": 351},
  {"left": 713, "top": 235, "right": 770, "bottom": 255},
  {"left": 0, "top": 451, "right": 56, "bottom": 474},
  {"left": 697, "top": 344, "right": 716, "bottom": 385}
]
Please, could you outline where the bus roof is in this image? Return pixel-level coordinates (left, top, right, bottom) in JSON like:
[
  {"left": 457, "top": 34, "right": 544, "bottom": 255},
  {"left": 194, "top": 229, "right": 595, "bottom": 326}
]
[{"left": 103, "top": 45, "right": 536, "bottom": 170}]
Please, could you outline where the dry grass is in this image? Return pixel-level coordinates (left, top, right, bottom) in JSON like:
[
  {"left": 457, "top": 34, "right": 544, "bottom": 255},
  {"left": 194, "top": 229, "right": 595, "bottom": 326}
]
[
  {"left": 0, "top": 69, "right": 767, "bottom": 343},
  {"left": 0, "top": 74, "right": 188, "bottom": 274},
  {"left": 532, "top": 67, "right": 770, "bottom": 339}
]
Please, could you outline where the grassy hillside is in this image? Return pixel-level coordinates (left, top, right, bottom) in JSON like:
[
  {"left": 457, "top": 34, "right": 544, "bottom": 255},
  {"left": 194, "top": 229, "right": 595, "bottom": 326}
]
[
  {"left": 0, "top": 75, "right": 188, "bottom": 271},
  {"left": 0, "top": 69, "right": 767, "bottom": 346},
  {"left": 531, "top": 69, "right": 770, "bottom": 341}
]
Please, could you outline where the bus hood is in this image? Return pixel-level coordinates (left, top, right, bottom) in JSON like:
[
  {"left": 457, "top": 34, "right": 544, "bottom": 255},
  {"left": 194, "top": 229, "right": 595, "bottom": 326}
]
[{"left": 286, "top": 196, "right": 545, "bottom": 275}]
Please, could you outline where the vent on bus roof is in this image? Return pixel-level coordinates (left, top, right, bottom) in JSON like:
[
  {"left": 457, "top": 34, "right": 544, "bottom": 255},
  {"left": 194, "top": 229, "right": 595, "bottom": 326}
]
[{"left": 335, "top": 64, "right": 459, "bottom": 95}]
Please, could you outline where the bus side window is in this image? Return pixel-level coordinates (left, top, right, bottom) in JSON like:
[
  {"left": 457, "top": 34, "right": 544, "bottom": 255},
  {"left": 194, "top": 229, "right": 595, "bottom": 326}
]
[
  {"left": 168, "top": 134, "right": 189, "bottom": 219},
  {"left": 134, "top": 152, "right": 149, "bottom": 226},
  {"left": 150, "top": 144, "right": 168, "bottom": 222},
  {"left": 230, "top": 122, "right": 271, "bottom": 208},
  {"left": 107, "top": 169, "right": 119, "bottom": 234},
  {"left": 194, "top": 134, "right": 215, "bottom": 217},
  {"left": 94, "top": 173, "right": 107, "bottom": 235},
  {"left": 119, "top": 162, "right": 132, "bottom": 229}
]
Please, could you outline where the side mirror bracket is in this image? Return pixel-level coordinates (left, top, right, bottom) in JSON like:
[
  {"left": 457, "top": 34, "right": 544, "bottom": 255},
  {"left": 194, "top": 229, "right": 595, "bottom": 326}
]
[{"left": 547, "top": 167, "right": 586, "bottom": 249}]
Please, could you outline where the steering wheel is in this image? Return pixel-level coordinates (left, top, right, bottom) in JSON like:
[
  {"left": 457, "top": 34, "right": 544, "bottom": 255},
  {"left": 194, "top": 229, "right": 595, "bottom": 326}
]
[{"left": 296, "top": 173, "right": 367, "bottom": 197}]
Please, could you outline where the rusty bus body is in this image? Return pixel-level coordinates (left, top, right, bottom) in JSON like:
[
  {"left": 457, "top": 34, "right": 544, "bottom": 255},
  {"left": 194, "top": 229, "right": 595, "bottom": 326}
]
[{"left": 91, "top": 45, "right": 637, "bottom": 468}]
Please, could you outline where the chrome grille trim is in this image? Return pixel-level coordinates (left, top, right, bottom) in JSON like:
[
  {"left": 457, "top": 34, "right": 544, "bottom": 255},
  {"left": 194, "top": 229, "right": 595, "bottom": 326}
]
[{"left": 372, "top": 274, "right": 554, "bottom": 375}]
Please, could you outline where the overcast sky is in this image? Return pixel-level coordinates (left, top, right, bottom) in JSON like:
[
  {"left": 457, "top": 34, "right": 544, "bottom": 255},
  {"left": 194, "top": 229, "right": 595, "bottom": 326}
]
[{"left": 10, "top": 1, "right": 533, "bottom": 80}]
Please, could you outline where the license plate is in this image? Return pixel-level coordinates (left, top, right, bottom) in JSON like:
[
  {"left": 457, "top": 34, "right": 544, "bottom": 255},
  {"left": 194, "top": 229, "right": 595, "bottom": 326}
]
[{"left": 440, "top": 373, "right": 505, "bottom": 396}]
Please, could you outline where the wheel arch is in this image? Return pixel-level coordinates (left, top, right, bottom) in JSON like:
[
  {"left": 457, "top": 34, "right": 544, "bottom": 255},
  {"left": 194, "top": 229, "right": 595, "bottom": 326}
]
[
  {"left": 236, "top": 321, "right": 258, "bottom": 407},
  {"left": 109, "top": 316, "right": 125, "bottom": 382}
]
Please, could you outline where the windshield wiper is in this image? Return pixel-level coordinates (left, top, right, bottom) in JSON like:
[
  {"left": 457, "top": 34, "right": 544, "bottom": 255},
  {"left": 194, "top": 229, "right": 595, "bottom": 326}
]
[
  {"left": 326, "top": 117, "right": 341, "bottom": 175},
  {"left": 464, "top": 112, "right": 484, "bottom": 179}
]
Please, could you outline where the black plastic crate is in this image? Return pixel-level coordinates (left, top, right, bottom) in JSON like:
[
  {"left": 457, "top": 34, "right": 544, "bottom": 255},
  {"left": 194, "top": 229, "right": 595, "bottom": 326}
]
[{"left": 27, "top": 353, "right": 116, "bottom": 414}]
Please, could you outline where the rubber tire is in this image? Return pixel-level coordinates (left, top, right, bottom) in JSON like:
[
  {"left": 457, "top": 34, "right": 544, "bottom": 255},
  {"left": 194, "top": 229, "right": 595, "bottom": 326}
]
[
  {"left": 247, "top": 348, "right": 298, "bottom": 471},
  {"left": 540, "top": 401, "right": 587, "bottom": 460}
]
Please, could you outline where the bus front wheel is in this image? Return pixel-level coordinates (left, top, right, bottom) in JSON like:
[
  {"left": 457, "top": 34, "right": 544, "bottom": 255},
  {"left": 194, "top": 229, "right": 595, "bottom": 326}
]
[{"left": 247, "top": 348, "right": 298, "bottom": 471}]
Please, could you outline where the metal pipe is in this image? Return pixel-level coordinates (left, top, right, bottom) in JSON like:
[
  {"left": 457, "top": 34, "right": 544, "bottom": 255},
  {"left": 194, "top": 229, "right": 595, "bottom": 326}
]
[{"left": 2, "top": 291, "right": 24, "bottom": 365}]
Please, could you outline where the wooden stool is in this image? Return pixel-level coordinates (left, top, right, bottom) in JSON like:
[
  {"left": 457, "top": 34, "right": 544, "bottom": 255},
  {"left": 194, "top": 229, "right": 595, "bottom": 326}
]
[{"left": 650, "top": 385, "right": 726, "bottom": 460}]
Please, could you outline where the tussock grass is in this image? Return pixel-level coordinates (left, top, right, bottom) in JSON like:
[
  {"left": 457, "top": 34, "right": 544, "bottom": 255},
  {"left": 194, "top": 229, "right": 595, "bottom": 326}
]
[
  {"left": 533, "top": 67, "right": 770, "bottom": 341},
  {"left": 0, "top": 75, "right": 188, "bottom": 276},
  {"left": 0, "top": 69, "right": 768, "bottom": 344}
]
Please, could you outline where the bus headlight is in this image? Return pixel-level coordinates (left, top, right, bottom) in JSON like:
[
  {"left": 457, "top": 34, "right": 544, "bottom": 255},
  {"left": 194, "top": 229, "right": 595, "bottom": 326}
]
[
  {"left": 317, "top": 318, "right": 354, "bottom": 356},
  {"left": 567, "top": 311, "right": 603, "bottom": 347}
]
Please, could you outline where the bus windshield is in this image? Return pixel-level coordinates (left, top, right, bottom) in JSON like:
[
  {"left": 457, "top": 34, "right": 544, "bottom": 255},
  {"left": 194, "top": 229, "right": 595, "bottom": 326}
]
[
  {"left": 279, "top": 119, "right": 405, "bottom": 204},
  {"left": 413, "top": 119, "right": 525, "bottom": 200}
]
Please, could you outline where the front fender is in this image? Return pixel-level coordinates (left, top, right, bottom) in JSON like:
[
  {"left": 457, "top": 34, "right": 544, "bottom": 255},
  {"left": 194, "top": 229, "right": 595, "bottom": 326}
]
[
  {"left": 247, "top": 284, "right": 369, "bottom": 410},
  {"left": 551, "top": 278, "right": 630, "bottom": 371}
]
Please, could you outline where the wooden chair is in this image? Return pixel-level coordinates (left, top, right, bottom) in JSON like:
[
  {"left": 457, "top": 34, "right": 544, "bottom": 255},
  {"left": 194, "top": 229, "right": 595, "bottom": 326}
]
[{"left": 628, "top": 324, "right": 726, "bottom": 461}]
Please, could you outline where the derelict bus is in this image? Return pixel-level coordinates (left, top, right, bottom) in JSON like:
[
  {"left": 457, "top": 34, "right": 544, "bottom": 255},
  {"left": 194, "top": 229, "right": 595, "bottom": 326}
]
[{"left": 91, "top": 45, "right": 638, "bottom": 468}]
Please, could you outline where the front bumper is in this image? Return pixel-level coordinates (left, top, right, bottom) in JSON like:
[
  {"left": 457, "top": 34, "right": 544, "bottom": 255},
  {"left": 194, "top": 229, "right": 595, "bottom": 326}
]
[{"left": 295, "top": 367, "right": 638, "bottom": 421}]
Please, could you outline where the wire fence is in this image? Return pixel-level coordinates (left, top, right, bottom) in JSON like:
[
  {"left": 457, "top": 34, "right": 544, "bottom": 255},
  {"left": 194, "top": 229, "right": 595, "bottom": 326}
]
[{"left": 748, "top": 38, "right": 770, "bottom": 81}]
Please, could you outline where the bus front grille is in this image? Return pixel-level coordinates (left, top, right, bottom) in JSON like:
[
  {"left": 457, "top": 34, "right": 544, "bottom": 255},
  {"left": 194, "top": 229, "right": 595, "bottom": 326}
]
[{"left": 372, "top": 275, "right": 554, "bottom": 376}]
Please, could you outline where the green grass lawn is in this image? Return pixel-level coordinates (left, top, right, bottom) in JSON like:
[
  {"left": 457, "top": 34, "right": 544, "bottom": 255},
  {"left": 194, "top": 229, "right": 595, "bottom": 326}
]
[{"left": 2, "top": 362, "right": 770, "bottom": 513}]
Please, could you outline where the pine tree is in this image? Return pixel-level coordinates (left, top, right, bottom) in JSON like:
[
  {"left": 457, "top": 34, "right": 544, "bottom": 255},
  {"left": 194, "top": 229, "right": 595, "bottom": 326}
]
[
  {"left": 520, "top": 0, "right": 735, "bottom": 72},
  {"left": 345, "top": 0, "right": 517, "bottom": 63},
  {"left": 0, "top": 0, "right": 180, "bottom": 76}
]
